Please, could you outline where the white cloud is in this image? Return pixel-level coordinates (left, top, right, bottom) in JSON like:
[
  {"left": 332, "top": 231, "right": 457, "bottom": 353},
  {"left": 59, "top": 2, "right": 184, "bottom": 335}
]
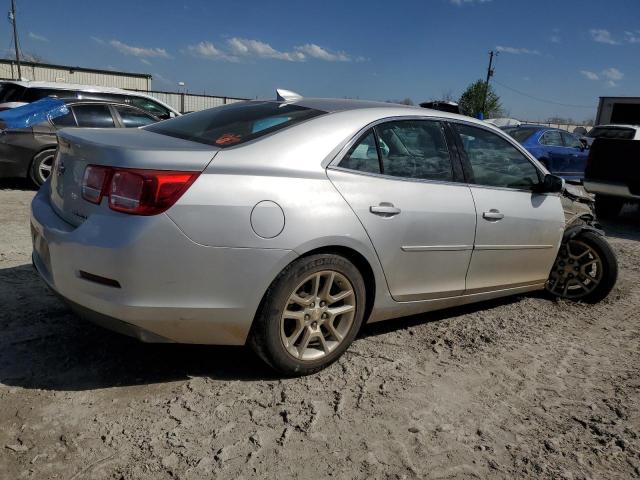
[
  {"left": 625, "top": 30, "right": 640, "bottom": 44},
  {"left": 140, "top": 58, "right": 151, "bottom": 65},
  {"left": 227, "top": 37, "right": 304, "bottom": 61},
  {"left": 186, "top": 38, "right": 359, "bottom": 63},
  {"left": 602, "top": 67, "right": 623, "bottom": 81},
  {"left": 580, "top": 67, "right": 623, "bottom": 87},
  {"left": 295, "top": 44, "right": 350, "bottom": 62},
  {"left": 187, "top": 41, "right": 237, "bottom": 61},
  {"left": 28, "top": 32, "right": 48, "bottom": 42},
  {"left": 496, "top": 45, "right": 541, "bottom": 55},
  {"left": 91, "top": 36, "right": 106, "bottom": 45},
  {"left": 590, "top": 29, "right": 619, "bottom": 45},
  {"left": 580, "top": 70, "right": 599, "bottom": 81},
  {"left": 109, "top": 40, "right": 170, "bottom": 58}
]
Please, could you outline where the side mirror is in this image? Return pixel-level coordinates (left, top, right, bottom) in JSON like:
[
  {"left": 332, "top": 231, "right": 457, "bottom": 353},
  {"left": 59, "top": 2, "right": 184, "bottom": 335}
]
[
  {"left": 536, "top": 173, "right": 564, "bottom": 193},
  {"left": 579, "top": 138, "right": 589, "bottom": 150}
]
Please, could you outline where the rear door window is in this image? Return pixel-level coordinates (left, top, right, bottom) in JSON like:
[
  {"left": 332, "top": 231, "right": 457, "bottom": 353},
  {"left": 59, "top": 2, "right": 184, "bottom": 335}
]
[
  {"left": 375, "top": 120, "right": 453, "bottom": 181},
  {"left": 51, "top": 110, "right": 77, "bottom": 127},
  {"left": 540, "top": 131, "right": 563, "bottom": 146},
  {"left": 339, "top": 131, "right": 381, "bottom": 174},
  {"left": 145, "top": 101, "right": 326, "bottom": 147},
  {"left": 127, "top": 97, "right": 172, "bottom": 120},
  {"left": 114, "top": 106, "right": 157, "bottom": 128},
  {"left": 72, "top": 104, "right": 115, "bottom": 128}
]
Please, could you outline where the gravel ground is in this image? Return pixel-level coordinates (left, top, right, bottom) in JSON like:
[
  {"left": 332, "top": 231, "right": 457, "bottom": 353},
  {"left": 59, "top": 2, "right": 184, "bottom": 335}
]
[{"left": 1, "top": 180, "right": 639, "bottom": 480}]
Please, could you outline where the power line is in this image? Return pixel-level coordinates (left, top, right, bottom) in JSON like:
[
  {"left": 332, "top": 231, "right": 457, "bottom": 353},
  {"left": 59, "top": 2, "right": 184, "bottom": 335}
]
[{"left": 492, "top": 79, "right": 594, "bottom": 109}]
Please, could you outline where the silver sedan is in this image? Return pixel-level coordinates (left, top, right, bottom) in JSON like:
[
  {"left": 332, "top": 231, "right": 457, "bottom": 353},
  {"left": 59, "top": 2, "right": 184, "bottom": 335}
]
[{"left": 31, "top": 91, "right": 618, "bottom": 375}]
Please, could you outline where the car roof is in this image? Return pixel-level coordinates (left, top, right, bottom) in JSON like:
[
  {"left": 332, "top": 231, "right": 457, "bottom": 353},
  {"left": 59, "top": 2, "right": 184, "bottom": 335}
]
[
  {"left": 0, "top": 80, "right": 179, "bottom": 114},
  {"left": 1, "top": 79, "right": 132, "bottom": 95},
  {"left": 260, "top": 97, "right": 495, "bottom": 128}
]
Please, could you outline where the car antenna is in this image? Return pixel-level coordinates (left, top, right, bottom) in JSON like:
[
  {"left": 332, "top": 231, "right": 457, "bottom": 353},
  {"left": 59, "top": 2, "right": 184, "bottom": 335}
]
[{"left": 276, "top": 89, "right": 303, "bottom": 102}]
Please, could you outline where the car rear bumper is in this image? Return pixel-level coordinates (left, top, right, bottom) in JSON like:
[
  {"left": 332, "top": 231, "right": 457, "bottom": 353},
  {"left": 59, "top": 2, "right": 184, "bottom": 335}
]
[
  {"left": 30, "top": 184, "right": 297, "bottom": 345},
  {"left": 584, "top": 180, "right": 640, "bottom": 200}
]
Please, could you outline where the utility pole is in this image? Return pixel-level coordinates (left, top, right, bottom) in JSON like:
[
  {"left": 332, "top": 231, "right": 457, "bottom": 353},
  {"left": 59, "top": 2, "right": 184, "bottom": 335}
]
[
  {"left": 9, "top": 0, "right": 22, "bottom": 79},
  {"left": 480, "top": 50, "right": 497, "bottom": 119}
]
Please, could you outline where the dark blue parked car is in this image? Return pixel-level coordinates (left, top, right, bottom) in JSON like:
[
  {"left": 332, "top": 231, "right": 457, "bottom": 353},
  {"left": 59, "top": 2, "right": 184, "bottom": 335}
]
[{"left": 504, "top": 125, "right": 589, "bottom": 183}]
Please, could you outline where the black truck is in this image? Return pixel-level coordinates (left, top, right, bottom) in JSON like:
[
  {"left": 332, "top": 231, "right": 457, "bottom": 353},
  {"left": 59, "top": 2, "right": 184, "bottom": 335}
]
[{"left": 584, "top": 137, "right": 640, "bottom": 218}]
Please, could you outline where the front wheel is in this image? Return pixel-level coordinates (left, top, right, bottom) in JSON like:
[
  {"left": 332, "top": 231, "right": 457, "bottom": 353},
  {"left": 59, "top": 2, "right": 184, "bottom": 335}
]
[
  {"left": 546, "top": 231, "right": 618, "bottom": 303},
  {"left": 249, "top": 254, "right": 366, "bottom": 376}
]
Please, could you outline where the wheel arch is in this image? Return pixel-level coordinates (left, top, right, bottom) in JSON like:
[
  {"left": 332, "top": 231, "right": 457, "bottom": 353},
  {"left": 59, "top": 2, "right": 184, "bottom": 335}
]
[
  {"left": 248, "top": 239, "right": 383, "bottom": 344},
  {"left": 29, "top": 146, "right": 58, "bottom": 183}
]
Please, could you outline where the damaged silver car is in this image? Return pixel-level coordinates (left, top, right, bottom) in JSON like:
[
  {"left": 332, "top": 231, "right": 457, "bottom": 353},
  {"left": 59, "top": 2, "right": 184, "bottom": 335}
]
[{"left": 31, "top": 91, "right": 618, "bottom": 375}]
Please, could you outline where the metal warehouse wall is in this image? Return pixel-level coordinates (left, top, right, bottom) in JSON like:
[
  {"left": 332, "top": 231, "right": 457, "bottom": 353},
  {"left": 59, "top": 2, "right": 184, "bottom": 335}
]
[
  {"left": 0, "top": 60, "right": 249, "bottom": 113},
  {"left": 140, "top": 90, "right": 247, "bottom": 113},
  {"left": 0, "top": 60, "right": 150, "bottom": 90}
]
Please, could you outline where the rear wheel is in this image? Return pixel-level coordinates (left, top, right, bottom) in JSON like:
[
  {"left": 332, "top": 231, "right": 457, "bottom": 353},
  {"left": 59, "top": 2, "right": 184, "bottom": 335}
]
[
  {"left": 546, "top": 231, "right": 617, "bottom": 303},
  {"left": 30, "top": 149, "right": 56, "bottom": 186},
  {"left": 249, "top": 254, "right": 366, "bottom": 376},
  {"left": 594, "top": 195, "right": 624, "bottom": 219}
]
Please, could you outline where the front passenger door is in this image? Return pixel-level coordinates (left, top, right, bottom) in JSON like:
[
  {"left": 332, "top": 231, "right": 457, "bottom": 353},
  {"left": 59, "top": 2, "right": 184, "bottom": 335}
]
[{"left": 453, "top": 123, "right": 565, "bottom": 294}]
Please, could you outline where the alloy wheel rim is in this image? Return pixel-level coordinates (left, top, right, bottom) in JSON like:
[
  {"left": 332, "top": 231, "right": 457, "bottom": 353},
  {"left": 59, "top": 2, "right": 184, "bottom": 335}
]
[
  {"left": 547, "top": 239, "right": 603, "bottom": 299},
  {"left": 38, "top": 155, "right": 54, "bottom": 182},
  {"left": 280, "top": 270, "right": 356, "bottom": 361}
]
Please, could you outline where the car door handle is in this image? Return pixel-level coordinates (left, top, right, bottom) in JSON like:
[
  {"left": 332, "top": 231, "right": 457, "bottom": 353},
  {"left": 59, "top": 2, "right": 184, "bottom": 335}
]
[
  {"left": 482, "top": 209, "right": 504, "bottom": 221},
  {"left": 370, "top": 203, "right": 401, "bottom": 217}
]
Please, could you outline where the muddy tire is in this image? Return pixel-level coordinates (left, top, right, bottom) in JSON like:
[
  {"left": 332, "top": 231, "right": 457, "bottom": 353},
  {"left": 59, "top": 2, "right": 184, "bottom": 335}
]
[
  {"left": 547, "top": 231, "right": 617, "bottom": 303},
  {"left": 249, "top": 254, "right": 366, "bottom": 376}
]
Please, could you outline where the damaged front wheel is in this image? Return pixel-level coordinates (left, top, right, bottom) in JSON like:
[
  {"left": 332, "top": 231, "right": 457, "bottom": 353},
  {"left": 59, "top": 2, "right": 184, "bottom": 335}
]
[{"left": 546, "top": 231, "right": 618, "bottom": 303}]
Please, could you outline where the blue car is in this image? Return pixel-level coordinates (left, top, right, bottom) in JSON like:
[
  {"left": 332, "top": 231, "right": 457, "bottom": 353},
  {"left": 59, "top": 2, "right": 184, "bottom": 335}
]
[{"left": 504, "top": 125, "right": 589, "bottom": 183}]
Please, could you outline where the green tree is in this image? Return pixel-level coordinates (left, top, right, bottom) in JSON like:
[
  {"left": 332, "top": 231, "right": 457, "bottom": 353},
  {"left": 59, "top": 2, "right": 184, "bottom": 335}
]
[{"left": 458, "top": 80, "right": 502, "bottom": 118}]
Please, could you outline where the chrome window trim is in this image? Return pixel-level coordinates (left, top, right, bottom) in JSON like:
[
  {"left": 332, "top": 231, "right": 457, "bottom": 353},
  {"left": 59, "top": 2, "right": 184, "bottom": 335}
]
[
  {"left": 328, "top": 165, "right": 470, "bottom": 189},
  {"left": 327, "top": 114, "right": 559, "bottom": 196}
]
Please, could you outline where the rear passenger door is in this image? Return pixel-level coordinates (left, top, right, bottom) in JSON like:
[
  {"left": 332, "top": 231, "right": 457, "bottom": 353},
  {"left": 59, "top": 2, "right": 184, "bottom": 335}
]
[
  {"left": 452, "top": 123, "right": 565, "bottom": 293},
  {"left": 328, "top": 119, "right": 477, "bottom": 301}
]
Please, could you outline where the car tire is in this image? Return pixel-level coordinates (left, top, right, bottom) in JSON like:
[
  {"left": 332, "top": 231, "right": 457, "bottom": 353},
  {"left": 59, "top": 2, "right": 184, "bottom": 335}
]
[
  {"left": 546, "top": 231, "right": 617, "bottom": 304},
  {"left": 249, "top": 253, "right": 366, "bottom": 376},
  {"left": 30, "top": 149, "right": 57, "bottom": 187},
  {"left": 594, "top": 195, "right": 624, "bottom": 219}
]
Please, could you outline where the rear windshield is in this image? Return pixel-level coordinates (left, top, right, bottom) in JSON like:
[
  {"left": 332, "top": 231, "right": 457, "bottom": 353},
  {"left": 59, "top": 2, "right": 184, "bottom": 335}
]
[
  {"left": 588, "top": 127, "right": 635, "bottom": 140},
  {"left": 145, "top": 101, "right": 326, "bottom": 147},
  {"left": 504, "top": 127, "right": 539, "bottom": 143}
]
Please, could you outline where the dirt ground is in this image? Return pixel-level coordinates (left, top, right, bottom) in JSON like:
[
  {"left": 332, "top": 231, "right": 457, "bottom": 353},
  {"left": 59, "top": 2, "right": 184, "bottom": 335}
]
[{"left": 0, "top": 180, "right": 639, "bottom": 480}]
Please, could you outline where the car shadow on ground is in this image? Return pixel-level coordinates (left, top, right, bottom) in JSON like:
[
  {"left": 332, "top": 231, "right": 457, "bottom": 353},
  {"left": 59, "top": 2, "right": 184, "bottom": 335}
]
[
  {"left": 599, "top": 204, "right": 640, "bottom": 241},
  {"left": 0, "top": 263, "right": 534, "bottom": 391},
  {"left": 0, "top": 178, "right": 38, "bottom": 191}
]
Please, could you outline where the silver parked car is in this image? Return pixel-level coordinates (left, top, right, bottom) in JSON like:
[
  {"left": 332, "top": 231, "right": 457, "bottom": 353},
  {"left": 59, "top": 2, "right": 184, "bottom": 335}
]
[{"left": 31, "top": 91, "right": 618, "bottom": 375}]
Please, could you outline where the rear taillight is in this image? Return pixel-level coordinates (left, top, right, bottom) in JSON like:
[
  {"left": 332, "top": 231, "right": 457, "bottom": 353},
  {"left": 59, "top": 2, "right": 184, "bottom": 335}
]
[
  {"left": 82, "top": 165, "right": 111, "bottom": 204},
  {"left": 81, "top": 166, "right": 199, "bottom": 215}
]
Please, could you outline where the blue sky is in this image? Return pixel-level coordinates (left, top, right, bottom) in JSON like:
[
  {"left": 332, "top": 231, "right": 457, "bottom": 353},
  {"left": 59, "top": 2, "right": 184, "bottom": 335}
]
[{"left": 7, "top": 0, "right": 640, "bottom": 121}]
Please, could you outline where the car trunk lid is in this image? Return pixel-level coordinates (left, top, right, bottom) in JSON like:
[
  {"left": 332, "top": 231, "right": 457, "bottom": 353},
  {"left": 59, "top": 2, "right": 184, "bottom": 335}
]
[{"left": 50, "top": 128, "right": 219, "bottom": 226}]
